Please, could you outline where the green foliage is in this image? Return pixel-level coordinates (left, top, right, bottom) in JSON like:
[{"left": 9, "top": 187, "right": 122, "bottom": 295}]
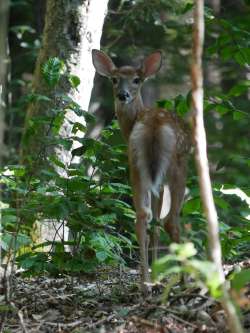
[
  {"left": 42, "top": 57, "right": 66, "bottom": 87},
  {"left": 1, "top": 57, "right": 134, "bottom": 275},
  {"left": 68, "top": 75, "right": 81, "bottom": 89},
  {"left": 180, "top": 177, "right": 250, "bottom": 262},
  {"left": 231, "top": 268, "right": 250, "bottom": 291},
  {"left": 157, "top": 92, "right": 191, "bottom": 116},
  {"left": 152, "top": 242, "right": 250, "bottom": 303},
  {"left": 152, "top": 243, "right": 222, "bottom": 299}
]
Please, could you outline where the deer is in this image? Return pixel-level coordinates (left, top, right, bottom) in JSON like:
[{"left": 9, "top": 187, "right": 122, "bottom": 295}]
[{"left": 92, "top": 49, "right": 191, "bottom": 295}]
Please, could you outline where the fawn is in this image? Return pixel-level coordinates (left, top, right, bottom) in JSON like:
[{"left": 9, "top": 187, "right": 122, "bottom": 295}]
[{"left": 92, "top": 49, "right": 191, "bottom": 294}]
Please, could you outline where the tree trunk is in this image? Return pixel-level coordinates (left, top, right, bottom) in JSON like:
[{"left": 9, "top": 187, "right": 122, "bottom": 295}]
[
  {"left": 0, "top": 0, "right": 10, "bottom": 166},
  {"left": 23, "top": 0, "right": 109, "bottom": 159},
  {"left": 22, "top": 0, "right": 109, "bottom": 244}
]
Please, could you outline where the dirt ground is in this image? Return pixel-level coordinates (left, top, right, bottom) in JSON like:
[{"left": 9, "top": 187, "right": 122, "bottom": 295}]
[{"left": 1, "top": 267, "right": 250, "bottom": 333}]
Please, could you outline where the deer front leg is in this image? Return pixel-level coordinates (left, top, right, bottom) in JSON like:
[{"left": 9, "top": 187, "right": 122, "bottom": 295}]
[
  {"left": 164, "top": 158, "right": 187, "bottom": 243},
  {"left": 131, "top": 167, "right": 152, "bottom": 294}
]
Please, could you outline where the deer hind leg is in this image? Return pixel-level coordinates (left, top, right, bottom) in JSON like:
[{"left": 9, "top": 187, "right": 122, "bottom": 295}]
[
  {"left": 131, "top": 167, "right": 152, "bottom": 293},
  {"left": 151, "top": 188, "right": 164, "bottom": 262},
  {"left": 164, "top": 157, "right": 187, "bottom": 243}
]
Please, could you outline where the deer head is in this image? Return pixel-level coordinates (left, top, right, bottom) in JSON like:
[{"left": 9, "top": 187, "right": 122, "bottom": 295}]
[{"left": 92, "top": 49, "right": 162, "bottom": 105}]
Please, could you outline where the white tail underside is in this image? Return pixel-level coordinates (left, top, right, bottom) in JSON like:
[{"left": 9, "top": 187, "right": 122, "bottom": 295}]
[{"left": 129, "top": 122, "right": 176, "bottom": 196}]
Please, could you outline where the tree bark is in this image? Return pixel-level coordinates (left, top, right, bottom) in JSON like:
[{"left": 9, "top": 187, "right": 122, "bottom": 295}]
[
  {"left": 191, "top": 1, "right": 244, "bottom": 332},
  {"left": 0, "top": 0, "right": 10, "bottom": 166},
  {"left": 21, "top": 0, "right": 109, "bottom": 244},
  {"left": 23, "top": 0, "right": 109, "bottom": 164}
]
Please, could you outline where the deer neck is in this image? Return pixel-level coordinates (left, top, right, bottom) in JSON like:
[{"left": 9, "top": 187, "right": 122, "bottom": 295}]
[{"left": 115, "top": 94, "right": 144, "bottom": 141}]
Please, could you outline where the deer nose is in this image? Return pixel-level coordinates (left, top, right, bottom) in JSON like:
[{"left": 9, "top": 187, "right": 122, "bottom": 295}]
[{"left": 117, "top": 91, "right": 130, "bottom": 102}]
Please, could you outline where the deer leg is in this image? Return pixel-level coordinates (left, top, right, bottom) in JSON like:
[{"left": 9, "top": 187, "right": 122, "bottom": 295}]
[
  {"left": 164, "top": 158, "right": 187, "bottom": 243},
  {"left": 151, "top": 188, "right": 164, "bottom": 261},
  {"left": 134, "top": 190, "right": 152, "bottom": 293},
  {"left": 131, "top": 169, "right": 152, "bottom": 294}
]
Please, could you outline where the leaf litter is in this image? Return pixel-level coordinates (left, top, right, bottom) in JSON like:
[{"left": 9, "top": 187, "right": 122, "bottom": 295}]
[{"left": 1, "top": 266, "right": 249, "bottom": 333}]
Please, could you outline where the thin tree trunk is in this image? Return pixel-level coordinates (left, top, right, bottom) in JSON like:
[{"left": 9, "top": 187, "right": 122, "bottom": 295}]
[
  {"left": 191, "top": 1, "right": 244, "bottom": 332},
  {"left": 0, "top": 0, "right": 10, "bottom": 166}
]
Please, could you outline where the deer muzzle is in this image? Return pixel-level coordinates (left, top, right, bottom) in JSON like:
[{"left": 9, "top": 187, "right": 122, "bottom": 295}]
[{"left": 117, "top": 90, "right": 130, "bottom": 103}]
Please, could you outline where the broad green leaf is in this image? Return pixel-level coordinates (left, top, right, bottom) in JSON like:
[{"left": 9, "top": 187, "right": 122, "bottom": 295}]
[
  {"left": 229, "top": 84, "right": 248, "bottom": 97},
  {"left": 96, "top": 251, "right": 108, "bottom": 262},
  {"left": 234, "top": 51, "right": 247, "bottom": 66},
  {"left": 183, "top": 197, "right": 201, "bottom": 215},
  {"left": 214, "top": 196, "right": 229, "bottom": 210},
  {"left": 233, "top": 111, "right": 247, "bottom": 120},
  {"left": 215, "top": 104, "right": 229, "bottom": 115},
  {"left": 68, "top": 75, "right": 81, "bottom": 88},
  {"left": 42, "top": 57, "right": 66, "bottom": 87},
  {"left": 72, "top": 122, "right": 86, "bottom": 134},
  {"left": 231, "top": 269, "right": 250, "bottom": 291}
]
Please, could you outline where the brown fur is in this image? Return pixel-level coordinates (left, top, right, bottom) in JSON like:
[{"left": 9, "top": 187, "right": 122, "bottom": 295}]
[{"left": 92, "top": 49, "right": 191, "bottom": 294}]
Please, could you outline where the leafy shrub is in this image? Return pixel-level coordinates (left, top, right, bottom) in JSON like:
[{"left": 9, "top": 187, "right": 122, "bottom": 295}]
[{"left": 0, "top": 58, "right": 134, "bottom": 275}]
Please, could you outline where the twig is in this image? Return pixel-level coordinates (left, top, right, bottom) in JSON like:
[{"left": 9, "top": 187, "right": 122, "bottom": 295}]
[
  {"left": 46, "top": 313, "right": 116, "bottom": 330},
  {"left": 168, "top": 313, "right": 198, "bottom": 329},
  {"left": 170, "top": 293, "right": 210, "bottom": 301},
  {"left": 17, "top": 309, "right": 29, "bottom": 333},
  {"left": 46, "top": 319, "right": 85, "bottom": 329},
  {"left": 9, "top": 302, "right": 28, "bottom": 333},
  {"left": 86, "top": 314, "right": 116, "bottom": 329},
  {"left": 130, "top": 315, "right": 162, "bottom": 329}
]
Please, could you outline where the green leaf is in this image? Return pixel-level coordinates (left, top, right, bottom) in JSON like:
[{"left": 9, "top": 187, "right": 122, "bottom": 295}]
[
  {"left": 214, "top": 196, "right": 229, "bottom": 210},
  {"left": 25, "top": 93, "right": 51, "bottom": 103},
  {"left": 183, "top": 198, "right": 201, "bottom": 215},
  {"left": 233, "top": 111, "right": 247, "bottom": 120},
  {"left": 96, "top": 251, "right": 108, "bottom": 262},
  {"left": 67, "top": 178, "right": 86, "bottom": 191},
  {"left": 221, "top": 46, "right": 237, "bottom": 61},
  {"left": 170, "top": 242, "right": 197, "bottom": 260},
  {"left": 157, "top": 99, "right": 174, "bottom": 110},
  {"left": 72, "top": 122, "right": 86, "bottom": 134},
  {"left": 215, "top": 104, "right": 229, "bottom": 115},
  {"left": 228, "top": 84, "right": 248, "bottom": 97},
  {"left": 52, "top": 111, "right": 66, "bottom": 135},
  {"left": 2, "top": 233, "right": 31, "bottom": 251},
  {"left": 10, "top": 25, "right": 35, "bottom": 38},
  {"left": 42, "top": 57, "right": 66, "bottom": 87},
  {"left": 181, "top": 2, "right": 193, "bottom": 14},
  {"left": 49, "top": 156, "right": 65, "bottom": 169},
  {"left": 68, "top": 75, "right": 81, "bottom": 89},
  {"left": 231, "top": 269, "right": 250, "bottom": 291},
  {"left": 2, "top": 214, "right": 17, "bottom": 226},
  {"left": 55, "top": 138, "right": 73, "bottom": 150},
  {"left": 174, "top": 95, "right": 189, "bottom": 116},
  {"left": 96, "top": 214, "right": 116, "bottom": 224},
  {"left": 71, "top": 146, "right": 85, "bottom": 157},
  {"left": 234, "top": 51, "right": 249, "bottom": 66}
]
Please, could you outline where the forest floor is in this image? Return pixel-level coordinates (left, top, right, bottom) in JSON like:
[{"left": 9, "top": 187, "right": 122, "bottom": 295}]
[{"left": 1, "top": 266, "right": 250, "bottom": 333}]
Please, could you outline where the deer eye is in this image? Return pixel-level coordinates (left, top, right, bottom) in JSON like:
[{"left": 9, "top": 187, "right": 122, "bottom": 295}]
[
  {"left": 133, "top": 77, "right": 141, "bottom": 84},
  {"left": 112, "top": 77, "right": 118, "bottom": 85}
]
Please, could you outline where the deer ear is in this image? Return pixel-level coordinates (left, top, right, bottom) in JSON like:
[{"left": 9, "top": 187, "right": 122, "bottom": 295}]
[
  {"left": 92, "top": 49, "right": 116, "bottom": 77},
  {"left": 142, "top": 51, "right": 162, "bottom": 78}
]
